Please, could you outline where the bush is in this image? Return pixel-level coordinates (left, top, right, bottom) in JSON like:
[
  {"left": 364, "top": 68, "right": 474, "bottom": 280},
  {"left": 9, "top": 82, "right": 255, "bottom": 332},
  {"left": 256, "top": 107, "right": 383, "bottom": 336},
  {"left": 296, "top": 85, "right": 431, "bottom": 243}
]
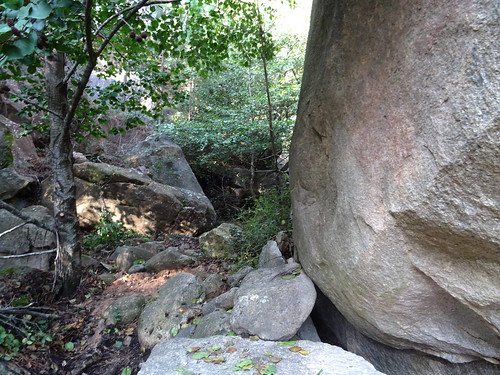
[
  {"left": 232, "top": 187, "right": 292, "bottom": 266},
  {"left": 82, "top": 210, "right": 140, "bottom": 250}
]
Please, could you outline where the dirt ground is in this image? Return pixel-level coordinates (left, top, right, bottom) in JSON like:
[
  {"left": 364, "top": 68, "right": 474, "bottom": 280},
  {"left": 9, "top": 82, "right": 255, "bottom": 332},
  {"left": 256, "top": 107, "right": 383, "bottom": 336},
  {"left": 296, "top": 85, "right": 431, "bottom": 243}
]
[{"left": 0, "top": 236, "right": 228, "bottom": 375}]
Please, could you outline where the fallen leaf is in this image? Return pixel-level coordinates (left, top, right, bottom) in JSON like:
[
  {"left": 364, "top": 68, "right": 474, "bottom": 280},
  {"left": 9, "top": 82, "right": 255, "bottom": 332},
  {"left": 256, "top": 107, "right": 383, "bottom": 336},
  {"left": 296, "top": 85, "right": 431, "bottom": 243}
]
[
  {"left": 187, "top": 346, "right": 201, "bottom": 353},
  {"left": 277, "top": 340, "right": 297, "bottom": 347},
  {"left": 289, "top": 346, "right": 303, "bottom": 352},
  {"left": 268, "top": 356, "right": 282, "bottom": 364},
  {"left": 191, "top": 351, "right": 210, "bottom": 360},
  {"left": 226, "top": 347, "right": 238, "bottom": 353},
  {"left": 203, "top": 355, "right": 225, "bottom": 364},
  {"left": 298, "top": 349, "right": 310, "bottom": 356}
]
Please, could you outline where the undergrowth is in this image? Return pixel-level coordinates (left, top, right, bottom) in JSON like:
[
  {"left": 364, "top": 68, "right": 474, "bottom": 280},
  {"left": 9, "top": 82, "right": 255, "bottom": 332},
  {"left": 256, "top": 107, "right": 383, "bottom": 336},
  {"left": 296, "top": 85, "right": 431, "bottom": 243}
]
[
  {"left": 82, "top": 209, "right": 144, "bottom": 250},
  {"left": 232, "top": 187, "right": 292, "bottom": 267}
]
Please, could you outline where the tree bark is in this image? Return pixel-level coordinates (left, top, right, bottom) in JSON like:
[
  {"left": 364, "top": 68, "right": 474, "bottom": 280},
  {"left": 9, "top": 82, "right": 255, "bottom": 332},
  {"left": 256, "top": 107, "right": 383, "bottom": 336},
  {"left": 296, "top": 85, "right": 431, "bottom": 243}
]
[{"left": 44, "top": 52, "right": 81, "bottom": 297}]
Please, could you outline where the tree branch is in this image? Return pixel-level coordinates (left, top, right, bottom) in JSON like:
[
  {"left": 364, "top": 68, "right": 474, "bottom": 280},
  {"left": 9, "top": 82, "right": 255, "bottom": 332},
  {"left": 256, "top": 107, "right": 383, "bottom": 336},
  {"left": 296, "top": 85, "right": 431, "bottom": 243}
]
[
  {"left": 0, "top": 201, "right": 55, "bottom": 234},
  {"left": 85, "top": 0, "right": 95, "bottom": 58},
  {"left": 0, "top": 222, "right": 27, "bottom": 239},
  {"left": 8, "top": 92, "right": 63, "bottom": 120},
  {"left": 0, "top": 249, "right": 56, "bottom": 259}
]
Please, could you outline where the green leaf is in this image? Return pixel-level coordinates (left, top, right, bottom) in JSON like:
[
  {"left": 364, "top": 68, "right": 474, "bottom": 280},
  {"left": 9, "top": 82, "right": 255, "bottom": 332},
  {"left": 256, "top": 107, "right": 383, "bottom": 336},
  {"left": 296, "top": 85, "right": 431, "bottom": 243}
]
[
  {"left": 233, "top": 359, "right": 254, "bottom": 371},
  {"left": 30, "top": 1, "right": 52, "bottom": 19},
  {"left": 191, "top": 351, "right": 210, "bottom": 360},
  {"left": 120, "top": 367, "right": 132, "bottom": 375},
  {"left": 114, "top": 340, "right": 123, "bottom": 348},
  {"left": 2, "top": 45, "right": 24, "bottom": 59},
  {"left": 171, "top": 326, "right": 179, "bottom": 337},
  {"left": 64, "top": 341, "right": 74, "bottom": 351},
  {"left": 3, "top": 0, "right": 23, "bottom": 10},
  {"left": 277, "top": 340, "right": 297, "bottom": 347},
  {"left": 261, "top": 365, "right": 278, "bottom": 375}
]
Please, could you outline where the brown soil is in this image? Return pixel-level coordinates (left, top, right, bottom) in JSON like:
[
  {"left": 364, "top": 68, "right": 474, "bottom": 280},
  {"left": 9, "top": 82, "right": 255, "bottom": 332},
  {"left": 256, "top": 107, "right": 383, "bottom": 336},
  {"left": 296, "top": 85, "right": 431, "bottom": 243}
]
[{"left": 0, "top": 236, "right": 228, "bottom": 375}]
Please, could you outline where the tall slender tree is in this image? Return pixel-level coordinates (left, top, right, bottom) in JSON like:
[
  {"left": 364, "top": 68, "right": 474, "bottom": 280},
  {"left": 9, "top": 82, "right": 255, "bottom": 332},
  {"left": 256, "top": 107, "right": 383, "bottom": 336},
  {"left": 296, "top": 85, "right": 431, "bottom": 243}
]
[{"left": 0, "top": 0, "right": 278, "bottom": 296}]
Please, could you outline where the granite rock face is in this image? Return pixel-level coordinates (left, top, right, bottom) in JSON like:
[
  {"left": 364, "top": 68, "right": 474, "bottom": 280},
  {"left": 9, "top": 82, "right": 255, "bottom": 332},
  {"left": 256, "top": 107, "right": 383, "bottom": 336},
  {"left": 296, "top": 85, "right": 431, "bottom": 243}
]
[
  {"left": 138, "top": 336, "right": 386, "bottom": 375},
  {"left": 42, "top": 161, "right": 216, "bottom": 235},
  {"left": 230, "top": 261, "right": 316, "bottom": 341},
  {"left": 290, "top": 0, "right": 499, "bottom": 372}
]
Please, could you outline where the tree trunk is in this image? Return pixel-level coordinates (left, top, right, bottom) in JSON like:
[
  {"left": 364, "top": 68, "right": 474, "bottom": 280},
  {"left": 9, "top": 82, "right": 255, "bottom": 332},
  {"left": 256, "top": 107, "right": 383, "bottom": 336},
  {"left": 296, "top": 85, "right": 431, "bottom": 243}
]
[{"left": 44, "top": 52, "right": 81, "bottom": 297}]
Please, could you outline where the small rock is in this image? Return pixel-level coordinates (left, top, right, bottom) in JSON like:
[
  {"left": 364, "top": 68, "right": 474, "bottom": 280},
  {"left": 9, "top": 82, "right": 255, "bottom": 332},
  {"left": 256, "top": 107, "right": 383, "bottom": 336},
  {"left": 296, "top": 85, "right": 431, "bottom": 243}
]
[
  {"left": 258, "top": 240, "right": 285, "bottom": 268},
  {"left": 128, "top": 264, "right": 146, "bottom": 274},
  {"left": 202, "top": 273, "right": 226, "bottom": 298},
  {"left": 144, "top": 247, "right": 194, "bottom": 273},
  {"left": 97, "top": 273, "right": 115, "bottom": 284},
  {"left": 138, "top": 273, "right": 206, "bottom": 349},
  {"left": 202, "top": 287, "right": 239, "bottom": 315},
  {"left": 191, "top": 310, "right": 232, "bottom": 338},
  {"left": 103, "top": 295, "right": 146, "bottom": 325},
  {"left": 138, "top": 241, "right": 166, "bottom": 255},
  {"left": 198, "top": 223, "right": 242, "bottom": 258},
  {"left": 227, "top": 265, "right": 254, "bottom": 287},
  {"left": 296, "top": 316, "right": 321, "bottom": 342},
  {"left": 111, "top": 246, "right": 154, "bottom": 272}
]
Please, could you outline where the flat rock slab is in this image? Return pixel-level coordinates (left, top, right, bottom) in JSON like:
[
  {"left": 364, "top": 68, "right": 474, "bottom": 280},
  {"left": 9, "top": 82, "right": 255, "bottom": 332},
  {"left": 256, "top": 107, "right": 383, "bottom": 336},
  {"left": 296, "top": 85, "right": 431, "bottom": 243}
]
[{"left": 138, "top": 336, "right": 386, "bottom": 375}]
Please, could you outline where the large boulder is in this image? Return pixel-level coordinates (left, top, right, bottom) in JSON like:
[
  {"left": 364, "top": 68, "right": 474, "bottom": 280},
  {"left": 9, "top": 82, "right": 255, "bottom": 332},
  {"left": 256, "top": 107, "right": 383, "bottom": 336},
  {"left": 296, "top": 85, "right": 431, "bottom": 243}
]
[
  {"left": 138, "top": 336, "right": 386, "bottom": 375},
  {"left": 230, "top": 261, "right": 316, "bottom": 341},
  {"left": 0, "top": 206, "right": 55, "bottom": 271},
  {"left": 0, "top": 168, "right": 33, "bottom": 200},
  {"left": 290, "top": 0, "right": 499, "bottom": 374},
  {"left": 137, "top": 273, "right": 206, "bottom": 349},
  {"left": 42, "top": 161, "right": 216, "bottom": 235},
  {"left": 125, "top": 134, "right": 205, "bottom": 194}
]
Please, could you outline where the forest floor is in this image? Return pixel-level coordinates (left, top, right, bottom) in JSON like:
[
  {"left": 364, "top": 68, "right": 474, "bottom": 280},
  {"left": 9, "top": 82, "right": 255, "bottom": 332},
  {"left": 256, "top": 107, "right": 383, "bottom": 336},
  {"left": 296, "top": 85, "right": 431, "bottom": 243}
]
[{"left": 0, "top": 235, "right": 228, "bottom": 375}]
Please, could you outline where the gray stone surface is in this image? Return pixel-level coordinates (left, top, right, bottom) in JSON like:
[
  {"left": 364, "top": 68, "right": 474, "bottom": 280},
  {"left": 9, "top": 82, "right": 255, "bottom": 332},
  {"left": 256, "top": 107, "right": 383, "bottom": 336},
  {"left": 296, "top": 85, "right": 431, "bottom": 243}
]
[
  {"left": 126, "top": 134, "right": 205, "bottom": 194},
  {"left": 137, "top": 241, "right": 166, "bottom": 255},
  {"left": 198, "top": 223, "right": 242, "bottom": 258},
  {"left": 258, "top": 240, "right": 285, "bottom": 268},
  {"left": 191, "top": 310, "right": 232, "bottom": 338},
  {"left": 312, "top": 290, "right": 500, "bottom": 375},
  {"left": 0, "top": 167, "right": 33, "bottom": 200},
  {"left": 103, "top": 294, "right": 146, "bottom": 325},
  {"left": 230, "top": 261, "right": 316, "bottom": 341},
  {"left": 111, "top": 246, "right": 154, "bottom": 272},
  {"left": 43, "top": 161, "right": 216, "bottom": 235},
  {"left": 128, "top": 264, "right": 146, "bottom": 274},
  {"left": 0, "top": 206, "right": 55, "bottom": 271},
  {"left": 138, "top": 273, "right": 205, "bottom": 349},
  {"left": 202, "top": 287, "right": 238, "bottom": 316},
  {"left": 202, "top": 273, "right": 226, "bottom": 299},
  {"left": 296, "top": 316, "right": 321, "bottom": 343},
  {"left": 227, "top": 265, "right": 253, "bottom": 287},
  {"left": 144, "top": 247, "right": 194, "bottom": 273},
  {"left": 138, "top": 336, "right": 386, "bottom": 375},
  {"left": 290, "top": 0, "right": 500, "bottom": 369}
]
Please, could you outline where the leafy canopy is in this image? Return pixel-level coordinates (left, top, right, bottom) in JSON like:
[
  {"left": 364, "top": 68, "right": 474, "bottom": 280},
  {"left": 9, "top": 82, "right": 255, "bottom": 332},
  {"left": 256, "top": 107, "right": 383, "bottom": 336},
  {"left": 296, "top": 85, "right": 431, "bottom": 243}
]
[{"left": 0, "top": 0, "right": 281, "bottom": 137}]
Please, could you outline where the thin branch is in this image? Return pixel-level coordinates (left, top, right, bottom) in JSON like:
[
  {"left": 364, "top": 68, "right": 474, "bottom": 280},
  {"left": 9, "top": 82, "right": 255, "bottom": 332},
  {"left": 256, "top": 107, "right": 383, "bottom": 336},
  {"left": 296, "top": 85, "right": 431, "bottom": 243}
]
[
  {"left": 0, "top": 201, "right": 55, "bottom": 234},
  {"left": 85, "top": 0, "right": 95, "bottom": 58},
  {"left": 8, "top": 92, "right": 63, "bottom": 119},
  {"left": 95, "top": 0, "right": 181, "bottom": 36},
  {"left": 0, "top": 249, "right": 56, "bottom": 259},
  {"left": 0, "top": 306, "right": 59, "bottom": 320},
  {"left": 0, "top": 222, "right": 27, "bottom": 239}
]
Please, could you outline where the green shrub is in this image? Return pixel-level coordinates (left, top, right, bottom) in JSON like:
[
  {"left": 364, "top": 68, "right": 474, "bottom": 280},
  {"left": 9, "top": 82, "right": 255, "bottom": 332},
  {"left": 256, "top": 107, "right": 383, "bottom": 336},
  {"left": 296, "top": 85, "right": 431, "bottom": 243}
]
[
  {"left": 83, "top": 210, "right": 140, "bottom": 250},
  {"left": 232, "top": 187, "right": 292, "bottom": 267},
  {"left": 0, "top": 325, "right": 20, "bottom": 361}
]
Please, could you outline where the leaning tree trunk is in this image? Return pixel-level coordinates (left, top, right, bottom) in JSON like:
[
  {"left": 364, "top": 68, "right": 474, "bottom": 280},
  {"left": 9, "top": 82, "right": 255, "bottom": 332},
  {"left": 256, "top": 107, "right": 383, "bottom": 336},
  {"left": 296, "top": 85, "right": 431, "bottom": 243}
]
[{"left": 44, "top": 52, "right": 81, "bottom": 297}]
